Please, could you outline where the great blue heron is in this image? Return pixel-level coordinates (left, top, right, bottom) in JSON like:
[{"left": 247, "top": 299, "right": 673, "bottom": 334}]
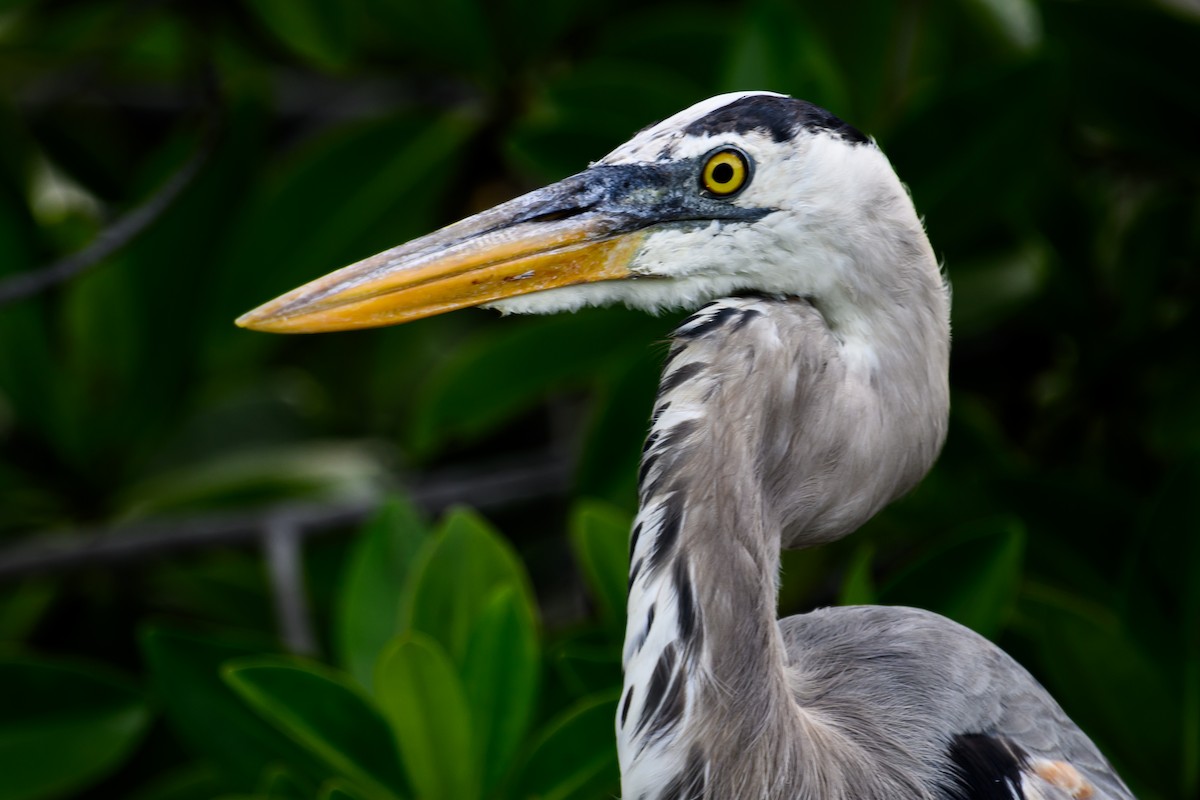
[{"left": 238, "top": 92, "right": 1134, "bottom": 800}]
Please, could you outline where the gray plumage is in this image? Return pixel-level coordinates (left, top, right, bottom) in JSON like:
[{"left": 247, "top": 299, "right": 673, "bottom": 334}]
[
  {"left": 620, "top": 289, "right": 1131, "bottom": 799},
  {"left": 780, "top": 606, "right": 1129, "bottom": 799},
  {"left": 237, "top": 91, "right": 1137, "bottom": 800},
  {"left": 603, "top": 96, "right": 1133, "bottom": 800}
]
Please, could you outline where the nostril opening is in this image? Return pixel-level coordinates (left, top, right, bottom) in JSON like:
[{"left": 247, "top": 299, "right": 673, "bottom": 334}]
[{"left": 525, "top": 207, "right": 588, "bottom": 224}]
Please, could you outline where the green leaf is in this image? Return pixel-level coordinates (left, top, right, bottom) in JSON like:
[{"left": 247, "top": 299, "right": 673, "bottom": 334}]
[
  {"left": 574, "top": 343, "right": 664, "bottom": 507},
  {"left": 318, "top": 781, "right": 368, "bottom": 800},
  {"left": 402, "top": 507, "right": 535, "bottom": 665},
  {"left": 1135, "top": 459, "right": 1200, "bottom": 640},
  {"left": 141, "top": 626, "right": 326, "bottom": 789},
  {"left": 589, "top": 7, "right": 728, "bottom": 93},
  {"left": 45, "top": 109, "right": 267, "bottom": 474},
  {"left": 257, "top": 764, "right": 310, "bottom": 800},
  {"left": 126, "top": 764, "right": 226, "bottom": 800},
  {"left": 778, "top": 546, "right": 838, "bottom": 614},
  {"left": 222, "top": 656, "right": 408, "bottom": 800},
  {"left": 462, "top": 587, "right": 540, "bottom": 792},
  {"left": 0, "top": 655, "right": 149, "bottom": 800},
  {"left": 720, "top": 0, "right": 849, "bottom": 114},
  {"left": 1185, "top": 648, "right": 1199, "bottom": 800},
  {"left": 375, "top": 634, "right": 476, "bottom": 800},
  {"left": 0, "top": 125, "right": 66, "bottom": 456},
  {"left": 506, "top": 61, "right": 699, "bottom": 182},
  {"left": 406, "top": 303, "right": 662, "bottom": 455},
  {"left": 1127, "top": 459, "right": 1200, "bottom": 796},
  {"left": 1019, "top": 585, "right": 1174, "bottom": 787},
  {"left": 119, "top": 442, "right": 386, "bottom": 517},
  {"left": 879, "top": 517, "right": 1025, "bottom": 638},
  {"left": 548, "top": 637, "right": 622, "bottom": 699},
  {"left": 59, "top": 252, "right": 143, "bottom": 466},
  {"left": 515, "top": 692, "right": 621, "bottom": 800},
  {"left": 245, "top": 0, "right": 354, "bottom": 70},
  {"left": 207, "top": 111, "right": 476, "bottom": 359},
  {"left": 837, "top": 544, "right": 876, "bottom": 606},
  {"left": 140, "top": 553, "right": 275, "bottom": 634},
  {"left": 360, "top": 0, "right": 493, "bottom": 75},
  {"left": 948, "top": 240, "right": 1051, "bottom": 337},
  {"left": 958, "top": 0, "right": 1042, "bottom": 52},
  {"left": 569, "top": 501, "right": 631, "bottom": 634},
  {"left": 335, "top": 497, "right": 431, "bottom": 689},
  {"left": 0, "top": 580, "right": 56, "bottom": 642}
]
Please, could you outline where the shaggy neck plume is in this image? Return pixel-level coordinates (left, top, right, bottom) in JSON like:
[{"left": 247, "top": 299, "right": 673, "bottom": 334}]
[{"left": 618, "top": 281, "right": 948, "bottom": 799}]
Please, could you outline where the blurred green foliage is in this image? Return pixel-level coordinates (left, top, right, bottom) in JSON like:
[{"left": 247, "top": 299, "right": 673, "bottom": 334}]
[{"left": 0, "top": 0, "right": 1196, "bottom": 798}]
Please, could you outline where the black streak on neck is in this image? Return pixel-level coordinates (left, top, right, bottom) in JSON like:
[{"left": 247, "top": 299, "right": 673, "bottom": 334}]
[
  {"left": 649, "top": 491, "right": 685, "bottom": 571},
  {"left": 674, "top": 556, "right": 700, "bottom": 649},
  {"left": 636, "top": 642, "right": 679, "bottom": 737}
]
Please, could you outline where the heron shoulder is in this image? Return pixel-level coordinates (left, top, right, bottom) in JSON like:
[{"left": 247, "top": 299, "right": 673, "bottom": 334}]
[{"left": 778, "top": 605, "right": 1134, "bottom": 800}]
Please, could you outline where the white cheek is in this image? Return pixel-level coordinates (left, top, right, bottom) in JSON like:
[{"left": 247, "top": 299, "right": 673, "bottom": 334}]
[{"left": 632, "top": 223, "right": 724, "bottom": 277}]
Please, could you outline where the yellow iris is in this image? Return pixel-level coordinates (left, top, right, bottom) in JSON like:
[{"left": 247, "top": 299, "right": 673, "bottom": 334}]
[{"left": 701, "top": 149, "right": 749, "bottom": 196}]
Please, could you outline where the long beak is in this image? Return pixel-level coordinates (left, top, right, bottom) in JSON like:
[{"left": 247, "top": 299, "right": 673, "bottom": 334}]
[
  {"left": 236, "top": 167, "right": 662, "bottom": 334},
  {"left": 236, "top": 160, "right": 768, "bottom": 334}
]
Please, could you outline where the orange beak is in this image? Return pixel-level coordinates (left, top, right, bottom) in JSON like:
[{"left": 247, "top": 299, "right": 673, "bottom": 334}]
[
  {"left": 235, "top": 173, "right": 654, "bottom": 333},
  {"left": 236, "top": 159, "right": 768, "bottom": 333},
  {"left": 235, "top": 217, "right": 648, "bottom": 334}
]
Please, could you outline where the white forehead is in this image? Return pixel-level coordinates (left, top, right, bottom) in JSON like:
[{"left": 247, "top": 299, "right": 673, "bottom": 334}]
[{"left": 598, "top": 90, "right": 790, "bottom": 165}]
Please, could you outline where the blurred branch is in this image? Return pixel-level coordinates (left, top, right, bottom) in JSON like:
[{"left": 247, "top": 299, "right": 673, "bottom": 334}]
[
  {"left": 0, "top": 450, "right": 571, "bottom": 581},
  {"left": 263, "top": 516, "right": 316, "bottom": 656},
  {"left": 0, "top": 123, "right": 215, "bottom": 306}
]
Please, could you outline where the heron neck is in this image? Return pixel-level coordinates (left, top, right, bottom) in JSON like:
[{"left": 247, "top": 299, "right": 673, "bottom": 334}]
[
  {"left": 631, "top": 393, "right": 786, "bottom": 654},
  {"left": 618, "top": 288, "right": 948, "bottom": 794},
  {"left": 617, "top": 298, "right": 809, "bottom": 790}
]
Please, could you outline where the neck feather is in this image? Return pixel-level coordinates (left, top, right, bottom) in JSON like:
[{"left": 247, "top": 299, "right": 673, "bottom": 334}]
[{"left": 618, "top": 278, "right": 948, "bottom": 797}]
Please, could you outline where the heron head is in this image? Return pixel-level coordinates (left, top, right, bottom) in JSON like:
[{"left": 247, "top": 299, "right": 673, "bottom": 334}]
[{"left": 236, "top": 92, "right": 910, "bottom": 333}]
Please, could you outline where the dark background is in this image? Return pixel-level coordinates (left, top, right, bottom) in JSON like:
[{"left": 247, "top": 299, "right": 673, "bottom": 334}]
[{"left": 0, "top": 0, "right": 1196, "bottom": 798}]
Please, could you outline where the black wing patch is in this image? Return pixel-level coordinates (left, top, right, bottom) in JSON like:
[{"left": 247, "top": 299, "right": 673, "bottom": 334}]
[{"left": 945, "top": 733, "right": 1029, "bottom": 800}]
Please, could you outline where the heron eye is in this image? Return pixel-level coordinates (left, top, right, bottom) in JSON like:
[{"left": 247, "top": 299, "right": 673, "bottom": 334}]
[{"left": 701, "top": 149, "right": 750, "bottom": 196}]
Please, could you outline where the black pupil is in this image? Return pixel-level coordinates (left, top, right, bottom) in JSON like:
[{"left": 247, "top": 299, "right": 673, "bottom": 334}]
[{"left": 711, "top": 161, "right": 735, "bottom": 184}]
